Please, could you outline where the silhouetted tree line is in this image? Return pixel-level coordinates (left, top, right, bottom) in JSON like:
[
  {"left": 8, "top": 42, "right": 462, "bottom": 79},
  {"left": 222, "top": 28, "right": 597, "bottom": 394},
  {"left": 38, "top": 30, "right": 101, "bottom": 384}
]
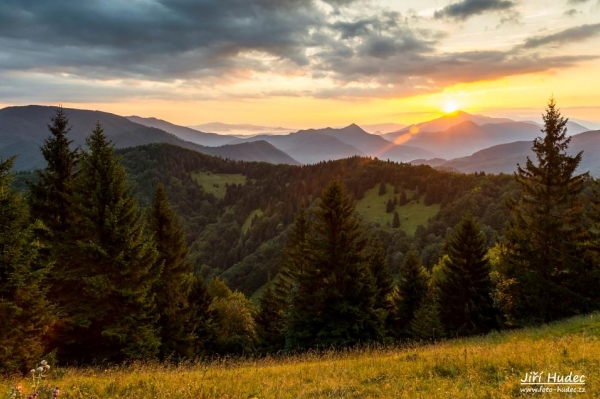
[{"left": 2, "top": 99, "right": 599, "bottom": 373}]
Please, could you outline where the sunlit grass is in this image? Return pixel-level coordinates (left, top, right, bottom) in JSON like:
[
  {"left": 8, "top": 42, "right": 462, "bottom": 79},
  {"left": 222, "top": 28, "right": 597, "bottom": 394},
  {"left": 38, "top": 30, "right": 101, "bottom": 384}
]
[
  {"left": 241, "top": 209, "right": 264, "bottom": 234},
  {"left": 3, "top": 314, "right": 599, "bottom": 398},
  {"left": 356, "top": 184, "right": 440, "bottom": 235},
  {"left": 191, "top": 171, "right": 247, "bottom": 199}
]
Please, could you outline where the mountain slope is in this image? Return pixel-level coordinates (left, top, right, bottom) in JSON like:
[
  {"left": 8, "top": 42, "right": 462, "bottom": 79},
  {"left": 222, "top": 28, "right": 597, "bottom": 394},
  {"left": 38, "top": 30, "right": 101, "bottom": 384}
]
[
  {"left": 127, "top": 116, "right": 236, "bottom": 146},
  {"left": 383, "top": 111, "right": 590, "bottom": 159},
  {"left": 229, "top": 132, "right": 366, "bottom": 164},
  {"left": 0, "top": 105, "right": 298, "bottom": 170},
  {"left": 440, "top": 130, "right": 600, "bottom": 176},
  {"left": 231, "top": 124, "right": 432, "bottom": 164}
]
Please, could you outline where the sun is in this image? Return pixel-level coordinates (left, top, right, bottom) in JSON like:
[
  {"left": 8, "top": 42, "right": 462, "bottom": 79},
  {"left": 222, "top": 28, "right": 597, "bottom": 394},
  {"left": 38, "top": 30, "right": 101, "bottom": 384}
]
[{"left": 443, "top": 101, "right": 458, "bottom": 114}]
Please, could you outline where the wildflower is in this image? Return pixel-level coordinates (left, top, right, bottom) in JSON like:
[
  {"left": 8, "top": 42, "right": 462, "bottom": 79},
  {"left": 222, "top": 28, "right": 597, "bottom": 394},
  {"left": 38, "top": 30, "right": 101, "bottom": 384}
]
[
  {"left": 45, "top": 365, "right": 50, "bottom": 370},
  {"left": 30, "top": 369, "right": 36, "bottom": 374},
  {"left": 36, "top": 367, "right": 43, "bottom": 373},
  {"left": 40, "top": 360, "right": 47, "bottom": 366},
  {"left": 52, "top": 387, "right": 60, "bottom": 398},
  {"left": 17, "top": 386, "right": 23, "bottom": 392}
]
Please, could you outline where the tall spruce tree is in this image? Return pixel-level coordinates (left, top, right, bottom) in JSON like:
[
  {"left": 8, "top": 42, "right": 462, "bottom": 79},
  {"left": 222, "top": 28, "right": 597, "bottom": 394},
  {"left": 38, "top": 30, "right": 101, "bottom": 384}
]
[
  {"left": 438, "top": 214, "right": 496, "bottom": 336},
  {"left": 148, "top": 184, "right": 195, "bottom": 358},
  {"left": 410, "top": 288, "right": 445, "bottom": 341},
  {"left": 500, "top": 98, "right": 592, "bottom": 325},
  {"left": 285, "top": 180, "right": 382, "bottom": 350},
  {"left": 28, "top": 107, "right": 79, "bottom": 235},
  {"left": 366, "top": 236, "right": 395, "bottom": 333},
  {"left": 27, "top": 108, "right": 79, "bottom": 340},
  {"left": 0, "top": 158, "right": 53, "bottom": 373},
  {"left": 256, "top": 281, "right": 286, "bottom": 353},
  {"left": 58, "top": 123, "right": 159, "bottom": 361},
  {"left": 393, "top": 249, "right": 429, "bottom": 338},
  {"left": 274, "top": 205, "right": 310, "bottom": 305},
  {"left": 392, "top": 211, "right": 400, "bottom": 228},
  {"left": 187, "top": 276, "right": 215, "bottom": 356}
]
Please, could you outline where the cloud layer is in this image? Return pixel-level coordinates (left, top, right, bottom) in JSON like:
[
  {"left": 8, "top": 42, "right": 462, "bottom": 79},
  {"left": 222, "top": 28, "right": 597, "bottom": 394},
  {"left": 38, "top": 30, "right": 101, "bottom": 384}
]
[
  {"left": 0, "top": 0, "right": 597, "bottom": 102},
  {"left": 433, "top": 0, "right": 516, "bottom": 21}
]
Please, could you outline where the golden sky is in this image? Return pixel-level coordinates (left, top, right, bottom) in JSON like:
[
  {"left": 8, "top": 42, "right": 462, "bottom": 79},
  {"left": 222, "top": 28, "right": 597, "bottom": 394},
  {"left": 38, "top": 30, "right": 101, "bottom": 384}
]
[{"left": 1, "top": 0, "right": 599, "bottom": 129}]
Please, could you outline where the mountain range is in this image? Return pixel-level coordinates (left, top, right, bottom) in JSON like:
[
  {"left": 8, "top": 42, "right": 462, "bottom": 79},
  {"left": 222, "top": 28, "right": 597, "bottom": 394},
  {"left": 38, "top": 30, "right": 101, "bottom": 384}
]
[
  {"left": 431, "top": 129, "right": 600, "bottom": 177},
  {"left": 0, "top": 106, "right": 298, "bottom": 171},
  {"left": 383, "top": 111, "right": 590, "bottom": 159},
  {"left": 1, "top": 105, "right": 598, "bottom": 176}
]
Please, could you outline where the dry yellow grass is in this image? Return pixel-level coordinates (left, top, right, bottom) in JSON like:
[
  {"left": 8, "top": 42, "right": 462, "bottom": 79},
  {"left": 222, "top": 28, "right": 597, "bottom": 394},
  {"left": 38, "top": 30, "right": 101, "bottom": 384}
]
[{"left": 3, "top": 314, "right": 600, "bottom": 398}]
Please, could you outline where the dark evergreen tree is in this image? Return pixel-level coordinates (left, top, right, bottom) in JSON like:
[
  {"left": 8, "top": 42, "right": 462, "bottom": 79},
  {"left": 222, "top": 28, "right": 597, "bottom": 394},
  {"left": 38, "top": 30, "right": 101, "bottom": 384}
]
[
  {"left": 399, "top": 190, "right": 408, "bottom": 206},
  {"left": 392, "top": 211, "right": 400, "bottom": 228},
  {"left": 256, "top": 282, "right": 286, "bottom": 353},
  {"left": 366, "top": 236, "right": 395, "bottom": 333},
  {"left": 386, "top": 198, "right": 394, "bottom": 213},
  {"left": 58, "top": 123, "right": 160, "bottom": 362},
  {"left": 438, "top": 214, "right": 496, "bottom": 336},
  {"left": 411, "top": 289, "right": 445, "bottom": 341},
  {"left": 393, "top": 249, "right": 428, "bottom": 338},
  {"left": 148, "top": 184, "right": 195, "bottom": 358},
  {"left": 0, "top": 157, "right": 53, "bottom": 373},
  {"left": 28, "top": 107, "right": 79, "bottom": 236},
  {"left": 273, "top": 206, "right": 311, "bottom": 307},
  {"left": 378, "top": 182, "right": 387, "bottom": 196},
  {"left": 500, "top": 98, "right": 592, "bottom": 326},
  {"left": 285, "top": 180, "right": 382, "bottom": 350},
  {"left": 27, "top": 108, "right": 79, "bottom": 348},
  {"left": 187, "top": 276, "right": 215, "bottom": 356}
]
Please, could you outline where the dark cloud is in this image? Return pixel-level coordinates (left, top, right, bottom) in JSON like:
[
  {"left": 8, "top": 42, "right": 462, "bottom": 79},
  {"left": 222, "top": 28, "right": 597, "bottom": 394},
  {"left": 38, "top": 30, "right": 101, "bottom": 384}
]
[
  {"left": 0, "top": 0, "right": 597, "bottom": 103},
  {"left": 0, "top": 0, "right": 325, "bottom": 79},
  {"left": 521, "top": 23, "right": 600, "bottom": 48},
  {"left": 434, "top": 0, "right": 516, "bottom": 21},
  {"left": 564, "top": 8, "right": 579, "bottom": 16}
]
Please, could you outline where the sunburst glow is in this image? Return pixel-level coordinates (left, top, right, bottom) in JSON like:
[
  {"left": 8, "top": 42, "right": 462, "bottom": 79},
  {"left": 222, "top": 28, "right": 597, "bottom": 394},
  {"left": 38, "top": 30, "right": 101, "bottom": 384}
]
[{"left": 443, "top": 101, "right": 458, "bottom": 113}]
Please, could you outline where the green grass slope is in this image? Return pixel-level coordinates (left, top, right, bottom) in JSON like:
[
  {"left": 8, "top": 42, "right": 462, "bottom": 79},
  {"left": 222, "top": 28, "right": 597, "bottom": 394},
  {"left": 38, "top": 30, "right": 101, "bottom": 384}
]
[
  {"left": 356, "top": 183, "right": 440, "bottom": 235},
  {"left": 191, "top": 171, "right": 247, "bottom": 199},
  {"left": 4, "top": 314, "right": 598, "bottom": 398}
]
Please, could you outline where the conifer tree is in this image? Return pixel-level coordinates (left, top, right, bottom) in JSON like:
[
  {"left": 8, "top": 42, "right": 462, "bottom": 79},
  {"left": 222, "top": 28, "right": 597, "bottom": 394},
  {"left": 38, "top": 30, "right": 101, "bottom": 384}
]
[
  {"left": 256, "top": 282, "right": 286, "bottom": 352},
  {"left": 438, "top": 214, "right": 495, "bottom": 336},
  {"left": 411, "top": 289, "right": 445, "bottom": 341},
  {"left": 392, "top": 211, "right": 400, "bottom": 228},
  {"left": 27, "top": 108, "right": 79, "bottom": 337},
  {"left": 386, "top": 198, "right": 394, "bottom": 213},
  {"left": 28, "top": 107, "right": 79, "bottom": 236},
  {"left": 187, "top": 276, "right": 215, "bottom": 356},
  {"left": 378, "top": 182, "right": 387, "bottom": 196},
  {"left": 0, "top": 158, "right": 53, "bottom": 373},
  {"left": 366, "top": 236, "right": 395, "bottom": 334},
  {"left": 274, "top": 206, "right": 310, "bottom": 305},
  {"left": 148, "top": 184, "right": 195, "bottom": 358},
  {"left": 58, "top": 123, "right": 159, "bottom": 361},
  {"left": 500, "top": 98, "right": 592, "bottom": 325},
  {"left": 399, "top": 190, "right": 408, "bottom": 206},
  {"left": 393, "top": 249, "right": 428, "bottom": 338},
  {"left": 285, "top": 180, "right": 382, "bottom": 349}
]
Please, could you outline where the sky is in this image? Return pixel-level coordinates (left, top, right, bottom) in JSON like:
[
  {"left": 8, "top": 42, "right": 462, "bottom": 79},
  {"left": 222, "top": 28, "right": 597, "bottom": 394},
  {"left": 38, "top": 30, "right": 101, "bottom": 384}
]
[{"left": 1, "top": 0, "right": 600, "bottom": 129}]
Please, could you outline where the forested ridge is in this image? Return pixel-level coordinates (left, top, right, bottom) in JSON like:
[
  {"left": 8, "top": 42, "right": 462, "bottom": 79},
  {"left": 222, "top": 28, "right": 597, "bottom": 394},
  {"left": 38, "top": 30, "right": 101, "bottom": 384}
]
[
  {"left": 2, "top": 100, "right": 599, "bottom": 372},
  {"left": 116, "top": 142, "right": 516, "bottom": 295}
]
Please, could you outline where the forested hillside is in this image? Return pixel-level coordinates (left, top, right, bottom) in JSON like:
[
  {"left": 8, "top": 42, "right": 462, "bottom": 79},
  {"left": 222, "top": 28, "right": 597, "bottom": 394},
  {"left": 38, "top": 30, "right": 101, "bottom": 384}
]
[{"left": 117, "top": 142, "right": 517, "bottom": 296}]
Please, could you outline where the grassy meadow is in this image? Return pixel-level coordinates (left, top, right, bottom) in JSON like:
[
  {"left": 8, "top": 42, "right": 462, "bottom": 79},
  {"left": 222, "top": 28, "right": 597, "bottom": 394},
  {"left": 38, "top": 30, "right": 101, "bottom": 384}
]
[
  {"left": 356, "top": 183, "right": 440, "bottom": 235},
  {"left": 191, "top": 171, "right": 247, "bottom": 199},
  {"left": 4, "top": 314, "right": 599, "bottom": 398}
]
